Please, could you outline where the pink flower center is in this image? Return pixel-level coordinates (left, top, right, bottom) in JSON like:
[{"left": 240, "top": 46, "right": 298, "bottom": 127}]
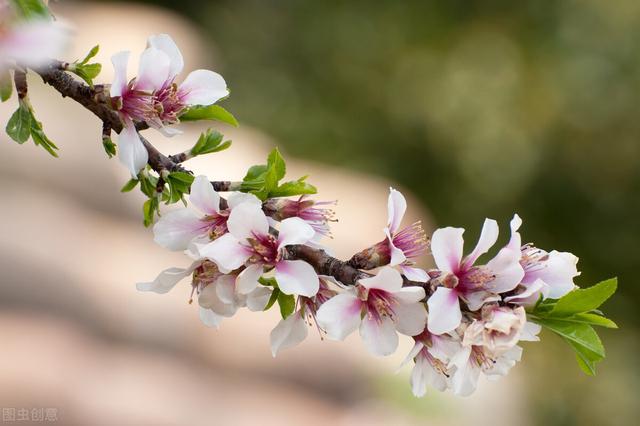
[
  {"left": 203, "top": 212, "right": 230, "bottom": 240},
  {"left": 154, "top": 81, "right": 187, "bottom": 125},
  {"left": 359, "top": 286, "right": 397, "bottom": 324},
  {"left": 392, "top": 221, "right": 428, "bottom": 259},
  {"left": 246, "top": 232, "right": 280, "bottom": 265}
]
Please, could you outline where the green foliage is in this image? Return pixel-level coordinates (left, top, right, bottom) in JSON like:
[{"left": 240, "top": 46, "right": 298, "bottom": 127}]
[
  {"left": 179, "top": 105, "right": 238, "bottom": 127},
  {"left": 69, "top": 46, "right": 102, "bottom": 87},
  {"left": 0, "top": 72, "right": 12, "bottom": 102},
  {"left": 102, "top": 136, "right": 116, "bottom": 158},
  {"left": 12, "top": 0, "right": 50, "bottom": 19},
  {"left": 6, "top": 100, "right": 58, "bottom": 157},
  {"left": 190, "top": 129, "right": 232, "bottom": 157},
  {"left": 260, "top": 276, "right": 296, "bottom": 319},
  {"left": 528, "top": 278, "right": 618, "bottom": 375},
  {"left": 240, "top": 148, "right": 317, "bottom": 200}
]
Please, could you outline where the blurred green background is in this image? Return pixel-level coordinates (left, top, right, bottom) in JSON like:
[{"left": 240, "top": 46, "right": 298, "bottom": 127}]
[{"left": 104, "top": 1, "right": 638, "bottom": 424}]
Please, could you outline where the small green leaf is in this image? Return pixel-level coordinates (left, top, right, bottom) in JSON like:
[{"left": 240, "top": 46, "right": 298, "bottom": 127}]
[
  {"left": 102, "top": 136, "right": 116, "bottom": 158},
  {"left": 120, "top": 179, "right": 139, "bottom": 193},
  {"left": 13, "top": 0, "right": 50, "bottom": 19},
  {"left": 264, "top": 288, "right": 280, "bottom": 311},
  {"left": 79, "top": 45, "right": 100, "bottom": 65},
  {"left": 143, "top": 197, "right": 159, "bottom": 227},
  {"left": 29, "top": 113, "right": 59, "bottom": 157},
  {"left": 6, "top": 102, "right": 31, "bottom": 143},
  {"left": 270, "top": 176, "right": 318, "bottom": 197},
  {"left": 0, "top": 72, "right": 12, "bottom": 102},
  {"left": 551, "top": 278, "right": 617, "bottom": 316},
  {"left": 190, "top": 129, "right": 231, "bottom": 156},
  {"left": 169, "top": 171, "right": 195, "bottom": 184},
  {"left": 179, "top": 105, "right": 238, "bottom": 127},
  {"left": 267, "top": 148, "right": 286, "bottom": 182},
  {"left": 277, "top": 292, "right": 296, "bottom": 319}
]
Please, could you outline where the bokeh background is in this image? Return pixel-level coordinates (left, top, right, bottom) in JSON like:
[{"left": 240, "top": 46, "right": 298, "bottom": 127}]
[{"left": 1, "top": 1, "right": 638, "bottom": 425}]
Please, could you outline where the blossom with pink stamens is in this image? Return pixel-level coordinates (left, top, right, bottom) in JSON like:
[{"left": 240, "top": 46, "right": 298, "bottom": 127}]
[
  {"left": 263, "top": 196, "right": 336, "bottom": 237},
  {"left": 316, "top": 267, "right": 427, "bottom": 356}
]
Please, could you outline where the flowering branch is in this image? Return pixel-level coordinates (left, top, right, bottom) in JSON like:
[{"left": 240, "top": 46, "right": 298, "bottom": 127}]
[{"left": 1, "top": 0, "right": 619, "bottom": 398}]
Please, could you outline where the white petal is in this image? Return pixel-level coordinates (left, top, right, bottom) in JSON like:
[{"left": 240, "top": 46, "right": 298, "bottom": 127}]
[
  {"left": 190, "top": 175, "right": 220, "bottom": 215},
  {"left": 135, "top": 47, "right": 170, "bottom": 92},
  {"left": 277, "top": 217, "right": 315, "bottom": 249},
  {"left": 462, "top": 218, "right": 499, "bottom": 268},
  {"left": 227, "top": 192, "right": 262, "bottom": 209},
  {"left": 246, "top": 286, "right": 272, "bottom": 311},
  {"left": 400, "top": 265, "right": 429, "bottom": 283},
  {"left": 399, "top": 341, "right": 424, "bottom": 370},
  {"left": 270, "top": 311, "right": 308, "bottom": 357},
  {"left": 198, "top": 233, "right": 251, "bottom": 272},
  {"left": 506, "top": 214, "right": 523, "bottom": 251},
  {"left": 179, "top": 69, "right": 229, "bottom": 106},
  {"left": 236, "top": 263, "right": 263, "bottom": 294},
  {"left": 485, "top": 247, "right": 525, "bottom": 294},
  {"left": 316, "top": 292, "right": 362, "bottom": 340},
  {"left": 215, "top": 275, "right": 236, "bottom": 304},
  {"left": 199, "top": 307, "right": 223, "bottom": 328},
  {"left": 387, "top": 188, "right": 407, "bottom": 234},
  {"left": 198, "top": 277, "right": 237, "bottom": 317},
  {"left": 359, "top": 266, "right": 403, "bottom": 293},
  {"left": 519, "top": 321, "right": 542, "bottom": 342},
  {"left": 394, "top": 302, "right": 427, "bottom": 336},
  {"left": 526, "top": 251, "right": 579, "bottom": 299},
  {"left": 153, "top": 208, "right": 207, "bottom": 251},
  {"left": 275, "top": 260, "right": 319, "bottom": 297},
  {"left": 462, "top": 290, "right": 500, "bottom": 311},
  {"left": 147, "top": 34, "right": 184, "bottom": 78},
  {"left": 227, "top": 202, "right": 269, "bottom": 240},
  {"left": 431, "top": 227, "right": 464, "bottom": 273},
  {"left": 385, "top": 228, "right": 406, "bottom": 266},
  {"left": 118, "top": 120, "right": 148, "bottom": 177},
  {"left": 110, "top": 51, "right": 129, "bottom": 98},
  {"left": 504, "top": 279, "right": 548, "bottom": 306},
  {"left": 2, "top": 20, "right": 68, "bottom": 69},
  {"left": 360, "top": 315, "right": 399, "bottom": 356},
  {"left": 136, "top": 262, "right": 198, "bottom": 293},
  {"left": 426, "top": 287, "right": 462, "bottom": 335},
  {"left": 449, "top": 347, "right": 480, "bottom": 397},
  {"left": 394, "top": 286, "right": 426, "bottom": 304}
]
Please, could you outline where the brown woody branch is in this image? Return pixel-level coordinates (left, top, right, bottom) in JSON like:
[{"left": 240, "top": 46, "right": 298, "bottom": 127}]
[{"left": 34, "top": 62, "right": 424, "bottom": 287}]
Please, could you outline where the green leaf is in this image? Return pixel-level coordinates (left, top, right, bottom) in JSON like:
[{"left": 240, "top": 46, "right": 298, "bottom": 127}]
[
  {"left": 0, "top": 72, "right": 12, "bottom": 102},
  {"left": 143, "top": 197, "right": 159, "bottom": 227},
  {"left": 78, "top": 45, "right": 100, "bottom": 65},
  {"left": 6, "top": 102, "right": 31, "bottom": 143},
  {"left": 270, "top": 176, "right": 318, "bottom": 197},
  {"left": 267, "top": 148, "right": 286, "bottom": 181},
  {"left": 571, "top": 313, "right": 618, "bottom": 328},
  {"left": 169, "top": 171, "right": 195, "bottom": 184},
  {"left": 264, "top": 288, "right": 280, "bottom": 311},
  {"left": 12, "top": 0, "right": 50, "bottom": 19},
  {"left": 102, "top": 136, "right": 116, "bottom": 158},
  {"left": 277, "top": 292, "right": 296, "bottom": 319},
  {"left": 120, "top": 179, "right": 139, "bottom": 193},
  {"left": 29, "top": 114, "right": 59, "bottom": 157},
  {"left": 534, "top": 318, "right": 605, "bottom": 357},
  {"left": 190, "top": 129, "right": 232, "bottom": 156},
  {"left": 179, "top": 105, "right": 238, "bottom": 127},
  {"left": 551, "top": 278, "right": 617, "bottom": 316}
]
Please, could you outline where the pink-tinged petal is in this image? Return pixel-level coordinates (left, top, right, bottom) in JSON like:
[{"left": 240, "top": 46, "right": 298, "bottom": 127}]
[
  {"left": 277, "top": 217, "right": 315, "bottom": 249},
  {"left": 506, "top": 214, "right": 523, "bottom": 251},
  {"left": 525, "top": 250, "right": 579, "bottom": 299},
  {"left": 462, "top": 218, "right": 499, "bottom": 269},
  {"left": 179, "top": 69, "right": 228, "bottom": 106},
  {"left": 359, "top": 266, "right": 403, "bottom": 293},
  {"left": 449, "top": 347, "right": 480, "bottom": 397},
  {"left": 399, "top": 341, "right": 424, "bottom": 370},
  {"left": 270, "top": 311, "right": 308, "bottom": 357},
  {"left": 462, "top": 289, "right": 500, "bottom": 311},
  {"left": 199, "top": 307, "right": 222, "bottom": 328},
  {"left": 117, "top": 120, "right": 148, "bottom": 177},
  {"left": 2, "top": 20, "right": 68, "bottom": 69},
  {"left": 198, "top": 276, "right": 238, "bottom": 317},
  {"left": 110, "top": 51, "right": 129, "bottom": 98},
  {"left": 360, "top": 315, "right": 399, "bottom": 356},
  {"left": 394, "top": 302, "right": 427, "bottom": 336},
  {"left": 401, "top": 265, "right": 429, "bottom": 283},
  {"left": 227, "top": 202, "right": 269, "bottom": 240},
  {"left": 484, "top": 346, "right": 522, "bottom": 379},
  {"left": 189, "top": 175, "right": 220, "bottom": 215},
  {"left": 147, "top": 34, "right": 184, "bottom": 78},
  {"left": 428, "top": 334, "right": 461, "bottom": 363},
  {"left": 394, "top": 286, "right": 426, "bottom": 304},
  {"left": 385, "top": 228, "right": 406, "bottom": 266},
  {"left": 135, "top": 47, "right": 170, "bottom": 92},
  {"left": 198, "top": 233, "right": 251, "bottom": 273},
  {"left": 227, "top": 192, "right": 262, "bottom": 209},
  {"left": 156, "top": 125, "right": 183, "bottom": 138},
  {"left": 316, "top": 292, "right": 362, "bottom": 340},
  {"left": 153, "top": 208, "right": 207, "bottom": 251},
  {"left": 431, "top": 227, "right": 465, "bottom": 273},
  {"left": 519, "top": 321, "right": 541, "bottom": 342},
  {"left": 275, "top": 260, "right": 319, "bottom": 297},
  {"left": 136, "top": 263, "right": 198, "bottom": 293},
  {"left": 485, "top": 247, "right": 525, "bottom": 294},
  {"left": 427, "top": 287, "right": 462, "bottom": 335},
  {"left": 504, "top": 279, "right": 548, "bottom": 306},
  {"left": 387, "top": 188, "right": 407, "bottom": 234},
  {"left": 246, "top": 286, "right": 272, "bottom": 311},
  {"left": 236, "top": 263, "right": 263, "bottom": 294},
  {"left": 215, "top": 275, "right": 236, "bottom": 304}
]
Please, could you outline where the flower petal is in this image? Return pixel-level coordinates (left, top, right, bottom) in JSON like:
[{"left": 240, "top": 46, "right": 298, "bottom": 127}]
[
  {"left": 199, "top": 307, "right": 223, "bottom": 328},
  {"left": 118, "top": 120, "right": 148, "bottom": 177},
  {"left": 110, "top": 51, "right": 129, "bottom": 98},
  {"left": 227, "top": 192, "right": 262, "bottom": 209},
  {"left": 395, "top": 301, "right": 427, "bottom": 336},
  {"left": 359, "top": 266, "right": 403, "bottom": 293},
  {"left": 525, "top": 250, "right": 579, "bottom": 299},
  {"left": 316, "top": 292, "right": 362, "bottom": 340},
  {"left": 385, "top": 228, "right": 406, "bottom": 266},
  {"left": 431, "top": 227, "right": 464, "bottom": 273},
  {"left": 198, "top": 276, "right": 238, "bottom": 317},
  {"left": 2, "top": 20, "right": 68, "bottom": 69},
  {"left": 400, "top": 265, "right": 429, "bottom": 283},
  {"left": 246, "top": 286, "right": 272, "bottom": 311},
  {"left": 189, "top": 175, "right": 220, "bottom": 215},
  {"left": 227, "top": 202, "right": 269, "bottom": 240},
  {"left": 387, "top": 188, "right": 407, "bottom": 234},
  {"left": 136, "top": 47, "right": 170, "bottom": 92},
  {"left": 462, "top": 289, "right": 500, "bottom": 311},
  {"left": 236, "top": 263, "right": 263, "bottom": 294},
  {"left": 506, "top": 214, "right": 523, "bottom": 251},
  {"left": 198, "top": 233, "right": 251, "bottom": 273},
  {"left": 394, "top": 286, "right": 426, "bottom": 304},
  {"left": 360, "top": 315, "right": 399, "bottom": 356},
  {"left": 449, "top": 346, "right": 480, "bottom": 397},
  {"left": 485, "top": 247, "right": 525, "bottom": 294},
  {"left": 426, "top": 287, "right": 462, "bottom": 335},
  {"left": 147, "top": 34, "right": 184, "bottom": 78},
  {"left": 462, "top": 218, "right": 498, "bottom": 269},
  {"left": 270, "top": 311, "right": 308, "bottom": 357},
  {"left": 179, "top": 69, "right": 228, "bottom": 106},
  {"left": 275, "top": 260, "right": 319, "bottom": 297},
  {"left": 399, "top": 341, "right": 424, "bottom": 370},
  {"left": 277, "top": 217, "right": 315, "bottom": 249},
  {"left": 153, "top": 208, "right": 207, "bottom": 251},
  {"left": 136, "top": 262, "right": 199, "bottom": 293}
]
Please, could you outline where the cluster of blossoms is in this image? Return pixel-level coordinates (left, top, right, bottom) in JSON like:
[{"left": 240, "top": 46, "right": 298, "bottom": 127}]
[
  {"left": 140, "top": 177, "right": 580, "bottom": 396},
  {"left": 0, "top": 0, "right": 68, "bottom": 73}
]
